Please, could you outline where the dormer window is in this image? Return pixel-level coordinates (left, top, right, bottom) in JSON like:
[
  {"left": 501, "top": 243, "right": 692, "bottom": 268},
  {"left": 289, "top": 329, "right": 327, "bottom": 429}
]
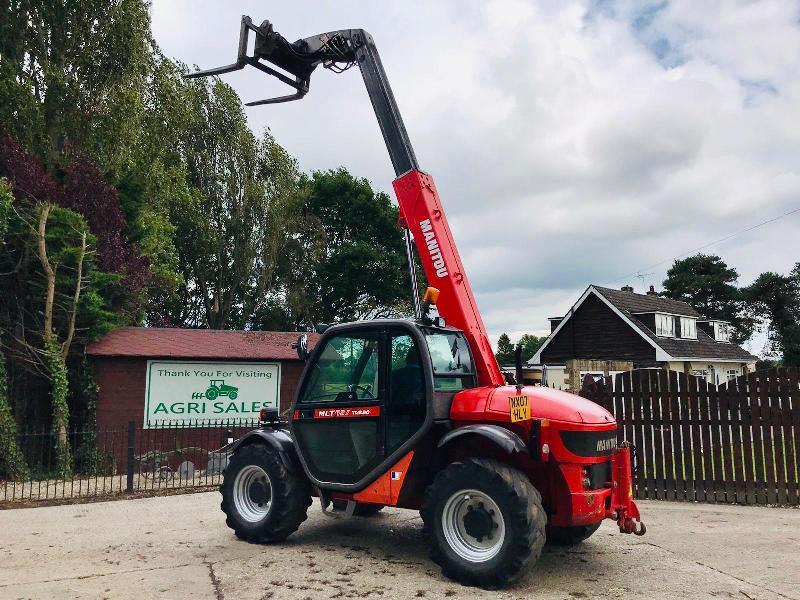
[
  {"left": 713, "top": 321, "right": 730, "bottom": 342},
  {"left": 679, "top": 317, "right": 697, "bottom": 339},
  {"left": 655, "top": 313, "right": 675, "bottom": 337}
]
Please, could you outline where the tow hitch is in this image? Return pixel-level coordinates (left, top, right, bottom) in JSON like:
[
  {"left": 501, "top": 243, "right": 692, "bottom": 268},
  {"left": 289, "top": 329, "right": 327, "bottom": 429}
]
[{"left": 610, "top": 442, "right": 646, "bottom": 536}]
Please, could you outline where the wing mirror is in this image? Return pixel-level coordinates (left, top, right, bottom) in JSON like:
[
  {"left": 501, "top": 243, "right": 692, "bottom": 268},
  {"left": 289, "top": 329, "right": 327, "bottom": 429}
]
[{"left": 292, "top": 334, "right": 310, "bottom": 360}]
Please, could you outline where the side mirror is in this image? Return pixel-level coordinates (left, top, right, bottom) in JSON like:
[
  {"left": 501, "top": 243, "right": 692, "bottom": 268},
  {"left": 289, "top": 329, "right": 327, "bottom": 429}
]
[{"left": 292, "top": 334, "right": 309, "bottom": 360}]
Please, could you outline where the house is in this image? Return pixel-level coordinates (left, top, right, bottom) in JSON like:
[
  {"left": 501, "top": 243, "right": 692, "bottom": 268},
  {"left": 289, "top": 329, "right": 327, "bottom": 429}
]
[{"left": 530, "top": 285, "right": 757, "bottom": 392}]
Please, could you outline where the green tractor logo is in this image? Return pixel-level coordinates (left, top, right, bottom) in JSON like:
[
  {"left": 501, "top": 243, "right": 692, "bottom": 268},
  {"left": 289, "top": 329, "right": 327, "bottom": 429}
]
[{"left": 205, "top": 379, "right": 239, "bottom": 401}]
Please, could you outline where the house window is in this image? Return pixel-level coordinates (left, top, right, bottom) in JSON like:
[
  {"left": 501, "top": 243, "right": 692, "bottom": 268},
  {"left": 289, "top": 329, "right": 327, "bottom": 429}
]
[
  {"left": 727, "top": 369, "right": 739, "bottom": 381},
  {"left": 713, "top": 322, "right": 730, "bottom": 342},
  {"left": 655, "top": 313, "right": 675, "bottom": 337},
  {"left": 679, "top": 317, "right": 697, "bottom": 339}
]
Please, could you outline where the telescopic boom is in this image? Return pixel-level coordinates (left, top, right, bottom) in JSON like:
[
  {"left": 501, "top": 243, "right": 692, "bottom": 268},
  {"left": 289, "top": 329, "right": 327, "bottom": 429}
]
[{"left": 187, "top": 16, "right": 505, "bottom": 387}]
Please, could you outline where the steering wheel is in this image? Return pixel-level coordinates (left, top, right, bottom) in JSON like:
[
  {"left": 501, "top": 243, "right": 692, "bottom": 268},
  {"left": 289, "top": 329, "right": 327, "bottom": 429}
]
[{"left": 352, "top": 384, "right": 374, "bottom": 399}]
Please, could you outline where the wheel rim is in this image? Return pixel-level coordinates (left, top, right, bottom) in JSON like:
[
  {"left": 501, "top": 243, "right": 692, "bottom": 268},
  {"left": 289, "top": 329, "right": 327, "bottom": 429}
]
[
  {"left": 232, "top": 465, "right": 272, "bottom": 523},
  {"left": 441, "top": 489, "right": 506, "bottom": 563}
]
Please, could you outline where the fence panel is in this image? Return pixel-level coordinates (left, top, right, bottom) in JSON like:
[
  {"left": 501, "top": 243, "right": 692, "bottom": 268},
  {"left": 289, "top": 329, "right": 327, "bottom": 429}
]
[
  {"left": 735, "top": 377, "right": 750, "bottom": 504},
  {"left": 581, "top": 367, "right": 799, "bottom": 506},
  {"left": 666, "top": 370, "right": 684, "bottom": 501},
  {"left": 659, "top": 370, "right": 676, "bottom": 501},
  {"left": 716, "top": 379, "right": 735, "bottom": 503},
  {"left": 786, "top": 369, "right": 800, "bottom": 504},
  {"left": 1, "top": 420, "right": 259, "bottom": 507}
]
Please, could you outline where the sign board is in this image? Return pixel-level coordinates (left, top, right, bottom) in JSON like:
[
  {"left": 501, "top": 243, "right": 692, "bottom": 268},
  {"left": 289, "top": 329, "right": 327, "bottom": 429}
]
[{"left": 144, "top": 361, "right": 280, "bottom": 427}]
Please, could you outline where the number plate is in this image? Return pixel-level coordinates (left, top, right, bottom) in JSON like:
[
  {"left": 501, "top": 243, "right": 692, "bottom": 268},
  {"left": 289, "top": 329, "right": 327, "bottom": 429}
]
[{"left": 508, "top": 395, "right": 530, "bottom": 423}]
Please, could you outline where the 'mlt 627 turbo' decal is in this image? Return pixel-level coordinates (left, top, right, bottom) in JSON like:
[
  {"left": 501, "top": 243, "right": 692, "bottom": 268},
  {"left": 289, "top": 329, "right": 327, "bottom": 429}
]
[{"left": 314, "top": 406, "right": 381, "bottom": 419}]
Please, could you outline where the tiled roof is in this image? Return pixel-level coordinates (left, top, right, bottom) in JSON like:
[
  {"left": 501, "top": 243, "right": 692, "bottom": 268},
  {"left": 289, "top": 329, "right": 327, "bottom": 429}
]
[
  {"left": 630, "top": 316, "right": 756, "bottom": 360},
  {"left": 87, "top": 327, "right": 318, "bottom": 361},
  {"left": 593, "top": 287, "right": 756, "bottom": 362},
  {"left": 593, "top": 286, "right": 701, "bottom": 317}
]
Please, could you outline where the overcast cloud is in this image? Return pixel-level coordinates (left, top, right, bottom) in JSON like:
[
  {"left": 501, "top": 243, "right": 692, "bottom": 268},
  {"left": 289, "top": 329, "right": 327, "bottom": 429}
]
[{"left": 152, "top": 1, "right": 800, "bottom": 355}]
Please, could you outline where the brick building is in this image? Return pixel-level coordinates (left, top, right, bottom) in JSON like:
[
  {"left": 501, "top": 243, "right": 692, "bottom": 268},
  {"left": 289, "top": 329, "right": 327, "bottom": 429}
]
[{"left": 87, "top": 328, "right": 317, "bottom": 431}]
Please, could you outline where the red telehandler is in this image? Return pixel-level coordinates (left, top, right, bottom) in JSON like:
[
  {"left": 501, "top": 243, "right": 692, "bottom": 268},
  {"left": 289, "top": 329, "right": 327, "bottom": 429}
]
[{"left": 186, "top": 16, "right": 645, "bottom": 589}]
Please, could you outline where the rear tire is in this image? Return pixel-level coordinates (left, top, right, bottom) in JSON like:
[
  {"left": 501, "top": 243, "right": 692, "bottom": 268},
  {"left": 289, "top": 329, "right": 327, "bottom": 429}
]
[
  {"left": 220, "top": 443, "right": 311, "bottom": 543},
  {"left": 546, "top": 522, "right": 601, "bottom": 546},
  {"left": 420, "top": 458, "right": 546, "bottom": 589}
]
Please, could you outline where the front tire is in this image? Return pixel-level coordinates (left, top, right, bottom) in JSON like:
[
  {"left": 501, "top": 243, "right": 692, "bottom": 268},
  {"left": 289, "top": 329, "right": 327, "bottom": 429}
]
[
  {"left": 546, "top": 522, "right": 601, "bottom": 546},
  {"left": 220, "top": 443, "right": 311, "bottom": 543},
  {"left": 420, "top": 458, "right": 546, "bottom": 589}
]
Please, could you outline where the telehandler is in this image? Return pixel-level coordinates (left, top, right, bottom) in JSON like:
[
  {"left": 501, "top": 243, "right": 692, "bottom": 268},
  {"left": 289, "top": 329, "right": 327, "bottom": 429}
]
[{"left": 186, "top": 16, "right": 645, "bottom": 589}]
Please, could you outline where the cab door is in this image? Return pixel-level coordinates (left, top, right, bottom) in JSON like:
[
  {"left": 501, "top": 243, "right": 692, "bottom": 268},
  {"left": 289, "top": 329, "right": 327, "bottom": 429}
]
[
  {"left": 291, "top": 324, "right": 430, "bottom": 490},
  {"left": 292, "top": 330, "right": 384, "bottom": 485}
]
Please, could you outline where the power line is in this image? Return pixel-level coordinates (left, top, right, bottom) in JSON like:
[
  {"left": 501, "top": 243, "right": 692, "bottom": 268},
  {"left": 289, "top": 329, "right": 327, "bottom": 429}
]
[{"left": 607, "top": 204, "right": 800, "bottom": 286}]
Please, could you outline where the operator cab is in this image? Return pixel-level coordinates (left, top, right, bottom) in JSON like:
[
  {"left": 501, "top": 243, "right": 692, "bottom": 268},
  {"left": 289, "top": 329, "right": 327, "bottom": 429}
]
[{"left": 290, "top": 319, "right": 475, "bottom": 490}]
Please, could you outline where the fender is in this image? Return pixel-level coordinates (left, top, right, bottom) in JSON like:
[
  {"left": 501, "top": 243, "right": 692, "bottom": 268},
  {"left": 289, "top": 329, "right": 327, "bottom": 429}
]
[
  {"left": 232, "top": 427, "right": 301, "bottom": 472},
  {"left": 438, "top": 424, "right": 527, "bottom": 454}
]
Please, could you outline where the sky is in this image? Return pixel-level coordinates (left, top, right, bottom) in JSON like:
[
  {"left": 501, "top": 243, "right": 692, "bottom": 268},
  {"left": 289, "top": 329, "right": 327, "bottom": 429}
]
[{"left": 151, "top": 1, "right": 800, "bottom": 356}]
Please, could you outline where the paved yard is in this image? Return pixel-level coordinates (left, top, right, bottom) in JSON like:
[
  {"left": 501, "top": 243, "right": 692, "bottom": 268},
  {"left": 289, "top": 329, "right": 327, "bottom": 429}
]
[{"left": 0, "top": 492, "right": 797, "bottom": 600}]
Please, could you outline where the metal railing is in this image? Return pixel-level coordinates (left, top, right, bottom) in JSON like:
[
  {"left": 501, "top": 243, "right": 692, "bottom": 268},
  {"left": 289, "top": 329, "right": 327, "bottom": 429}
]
[{"left": 1, "top": 419, "right": 259, "bottom": 506}]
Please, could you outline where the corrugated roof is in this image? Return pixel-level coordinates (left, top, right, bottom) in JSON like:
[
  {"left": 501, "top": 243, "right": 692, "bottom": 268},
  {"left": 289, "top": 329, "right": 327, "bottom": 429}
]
[
  {"left": 87, "top": 327, "right": 318, "bottom": 361},
  {"left": 593, "top": 287, "right": 756, "bottom": 361}
]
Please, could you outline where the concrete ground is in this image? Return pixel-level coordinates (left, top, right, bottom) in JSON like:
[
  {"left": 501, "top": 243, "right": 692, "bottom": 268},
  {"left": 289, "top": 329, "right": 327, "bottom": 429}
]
[{"left": 0, "top": 493, "right": 797, "bottom": 600}]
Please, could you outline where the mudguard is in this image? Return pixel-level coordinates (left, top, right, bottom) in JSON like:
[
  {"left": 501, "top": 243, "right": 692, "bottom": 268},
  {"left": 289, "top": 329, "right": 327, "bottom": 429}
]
[
  {"left": 232, "top": 427, "right": 301, "bottom": 473},
  {"left": 437, "top": 424, "right": 527, "bottom": 454}
]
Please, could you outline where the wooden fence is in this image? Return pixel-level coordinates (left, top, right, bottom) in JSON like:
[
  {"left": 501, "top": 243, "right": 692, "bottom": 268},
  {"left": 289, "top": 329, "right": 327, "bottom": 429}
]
[{"left": 579, "top": 367, "right": 799, "bottom": 506}]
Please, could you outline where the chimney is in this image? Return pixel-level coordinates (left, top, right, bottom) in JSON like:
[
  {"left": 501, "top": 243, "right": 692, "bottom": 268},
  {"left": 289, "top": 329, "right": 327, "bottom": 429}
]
[
  {"left": 621, "top": 285, "right": 634, "bottom": 293},
  {"left": 646, "top": 285, "right": 658, "bottom": 296},
  {"left": 548, "top": 317, "right": 563, "bottom": 332}
]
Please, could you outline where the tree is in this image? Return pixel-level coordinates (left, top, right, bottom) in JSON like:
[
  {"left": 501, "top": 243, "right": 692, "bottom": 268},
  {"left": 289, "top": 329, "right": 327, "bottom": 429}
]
[
  {"left": 495, "top": 333, "right": 544, "bottom": 364},
  {"left": 0, "top": 139, "right": 122, "bottom": 436},
  {"left": 744, "top": 264, "right": 800, "bottom": 366},
  {"left": 0, "top": 181, "right": 28, "bottom": 480},
  {"left": 1, "top": 0, "right": 161, "bottom": 322},
  {"left": 518, "top": 334, "right": 545, "bottom": 363},
  {"left": 495, "top": 334, "right": 514, "bottom": 364},
  {"left": 662, "top": 254, "right": 754, "bottom": 344},
  {"left": 0, "top": 0, "right": 151, "bottom": 173},
  {"left": 162, "top": 74, "right": 304, "bottom": 329},
  {"left": 36, "top": 203, "right": 93, "bottom": 476},
  {"left": 255, "top": 168, "right": 413, "bottom": 330}
]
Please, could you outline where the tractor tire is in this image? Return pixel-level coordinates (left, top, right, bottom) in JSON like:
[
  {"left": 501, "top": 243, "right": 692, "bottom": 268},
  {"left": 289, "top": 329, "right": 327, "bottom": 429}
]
[
  {"left": 546, "top": 522, "right": 602, "bottom": 546},
  {"left": 220, "top": 443, "right": 311, "bottom": 543},
  {"left": 331, "top": 499, "right": 385, "bottom": 517},
  {"left": 420, "top": 458, "right": 546, "bottom": 589},
  {"left": 228, "top": 391, "right": 238, "bottom": 399},
  {"left": 205, "top": 388, "right": 218, "bottom": 400}
]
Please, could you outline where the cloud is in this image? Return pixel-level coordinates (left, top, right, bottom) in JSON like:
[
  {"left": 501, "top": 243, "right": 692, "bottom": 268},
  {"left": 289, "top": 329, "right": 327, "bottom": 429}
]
[{"left": 152, "top": 1, "right": 800, "bottom": 352}]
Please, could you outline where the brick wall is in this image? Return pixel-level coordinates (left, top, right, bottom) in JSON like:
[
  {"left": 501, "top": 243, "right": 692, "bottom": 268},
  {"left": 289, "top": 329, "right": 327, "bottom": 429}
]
[{"left": 93, "top": 357, "right": 306, "bottom": 431}]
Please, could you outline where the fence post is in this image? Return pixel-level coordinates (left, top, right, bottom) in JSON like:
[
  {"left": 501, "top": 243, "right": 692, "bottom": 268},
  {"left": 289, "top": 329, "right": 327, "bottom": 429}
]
[{"left": 126, "top": 421, "right": 135, "bottom": 493}]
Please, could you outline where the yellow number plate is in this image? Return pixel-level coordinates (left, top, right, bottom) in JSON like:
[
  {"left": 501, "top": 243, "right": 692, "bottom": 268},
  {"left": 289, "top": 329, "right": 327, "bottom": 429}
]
[{"left": 509, "top": 395, "right": 530, "bottom": 423}]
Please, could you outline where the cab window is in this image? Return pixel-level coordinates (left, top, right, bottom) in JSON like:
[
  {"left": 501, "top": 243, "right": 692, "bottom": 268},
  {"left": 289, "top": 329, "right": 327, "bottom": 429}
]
[
  {"left": 424, "top": 331, "right": 475, "bottom": 391},
  {"left": 299, "top": 334, "right": 379, "bottom": 403}
]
